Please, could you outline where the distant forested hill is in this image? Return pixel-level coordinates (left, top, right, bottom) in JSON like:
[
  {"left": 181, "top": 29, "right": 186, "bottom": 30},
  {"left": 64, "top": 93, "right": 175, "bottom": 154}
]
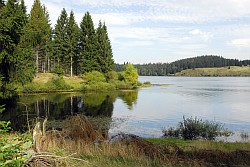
[{"left": 115, "top": 55, "right": 250, "bottom": 76}]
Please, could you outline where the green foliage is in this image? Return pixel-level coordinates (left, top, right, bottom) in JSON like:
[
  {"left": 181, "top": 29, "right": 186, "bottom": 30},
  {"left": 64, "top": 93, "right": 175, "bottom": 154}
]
[
  {"left": 23, "top": 76, "right": 72, "bottom": 93},
  {"left": 52, "top": 64, "right": 64, "bottom": 76},
  {"left": 120, "top": 64, "right": 138, "bottom": 86},
  {"left": 82, "top": 71, "right": 106, "bottom": 84},
  {"left": 66, "top": 11, "right": 80, "bottom": 76},
  {"left": 24, "top": 0, "right": 51, "bottom": 73},
  {"left": 116, "top": 56, "right": 250, "bottom": 76},
  {"left": 96, "top": 21, "right": 114, "bottom": 73},
  {"left": 52, "top": 8, "right": 69, "bottom": 73},
  {"left": 106, "top": 71, "right": 118, "bottom": 82},
  {"left": 81, "top": 71, "right": 115, "bottom": 91},
  {"left": 47, "top": 76, "right": 72, "bottom": 90},
  {"left": 0, "top": 117, "right": 32, "bottom": 166},
  {"left": 0, "top": 0, "right": 33, "bottom": 98},
  {"left": 162, "top": 116, "right": 232, "bottom": 140},
  {"left": 78, "top": 12, "right": 99, "bottom": 74}
]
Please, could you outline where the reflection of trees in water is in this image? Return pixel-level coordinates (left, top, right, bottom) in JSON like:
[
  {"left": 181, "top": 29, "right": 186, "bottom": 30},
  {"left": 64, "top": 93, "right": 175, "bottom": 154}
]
[
  {"left": 118, "top": 90, "right": 138, "bottom": 110},
  {"left": 0, "top": 91, "right": 139, "bottom": 131}
]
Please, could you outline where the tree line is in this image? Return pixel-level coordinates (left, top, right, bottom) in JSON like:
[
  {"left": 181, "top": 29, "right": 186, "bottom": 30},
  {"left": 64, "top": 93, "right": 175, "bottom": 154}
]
[
  {"left": 115, "top": 56, "right": 250, "bottom": 76},
  {"left": 0, "top": 0, "right": 114, "bottom": 98}
]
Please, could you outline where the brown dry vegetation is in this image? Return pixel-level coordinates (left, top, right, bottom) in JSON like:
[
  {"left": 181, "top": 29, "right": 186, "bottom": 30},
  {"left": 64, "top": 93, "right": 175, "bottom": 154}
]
[{"left": 25, "top": 115, "right": 250, "bottom": 167}]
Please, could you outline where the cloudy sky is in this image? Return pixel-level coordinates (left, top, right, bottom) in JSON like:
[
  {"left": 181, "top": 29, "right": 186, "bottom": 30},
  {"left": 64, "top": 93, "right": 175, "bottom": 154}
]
[{"left": 25, "top": 0, "right": 250, "bottom": 64}]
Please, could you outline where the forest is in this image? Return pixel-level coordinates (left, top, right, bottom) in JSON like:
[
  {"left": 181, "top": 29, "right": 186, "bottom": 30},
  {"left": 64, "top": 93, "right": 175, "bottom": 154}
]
[
  {"left": 0, "top": 0, "right": 114, "bottom": 98},
  {"left": 116, "top": 55, "right": 250, "bottom": 76}
]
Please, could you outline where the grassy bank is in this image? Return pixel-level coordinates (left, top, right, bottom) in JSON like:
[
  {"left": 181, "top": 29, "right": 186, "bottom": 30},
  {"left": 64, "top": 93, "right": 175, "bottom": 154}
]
[
  {"left": 20, "top": 115, "right": 250, "bottom": 167},
  {"left": 20, "top": 72, "right": 148, "bottom": 93},
  {"left": 175, "top": 66, "right": 250, "bottom": 77}
]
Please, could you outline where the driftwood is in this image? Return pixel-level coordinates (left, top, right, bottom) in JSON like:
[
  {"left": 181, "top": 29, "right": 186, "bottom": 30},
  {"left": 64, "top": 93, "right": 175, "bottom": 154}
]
[{"left": 33, "top": 118, "right": 47, "bottom": 153}]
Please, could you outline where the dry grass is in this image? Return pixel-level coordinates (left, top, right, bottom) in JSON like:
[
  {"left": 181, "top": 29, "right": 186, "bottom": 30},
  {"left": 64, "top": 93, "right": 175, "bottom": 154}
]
[
  {"left": 26, "top": 116, "right": 250, "bottom": 167},
  {"left": 33, "top": 73, "right": 84, "bottom": 90},
  {"left": 33, "top": 73, "right": 57, "bottom": 83}
]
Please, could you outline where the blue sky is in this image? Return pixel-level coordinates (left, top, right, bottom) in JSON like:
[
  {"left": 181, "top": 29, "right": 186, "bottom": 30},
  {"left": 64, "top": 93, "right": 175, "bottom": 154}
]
[{"left": 25, "top": 0, "right": 250, "bottom": 64}]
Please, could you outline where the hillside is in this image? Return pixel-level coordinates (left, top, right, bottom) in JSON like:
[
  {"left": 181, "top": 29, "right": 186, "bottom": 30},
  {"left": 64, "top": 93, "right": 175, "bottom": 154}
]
[
  {"left": 115, "top": 55, "right": 250, "bottom": 76},
  {"left": 175, "top": 66, "right": 250, "bottom": 77}
]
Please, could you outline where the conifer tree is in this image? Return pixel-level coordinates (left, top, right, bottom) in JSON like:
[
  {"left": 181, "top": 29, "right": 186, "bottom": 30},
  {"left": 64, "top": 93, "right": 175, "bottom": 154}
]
[
  {"left": 24, "top": 0, "right": 51, "bottom": 74},
  {"left": 96, "top": 21, "right": 114, "bottom": 73},
  {"left": 52, "top": 8, "right": 68, "bottom": 73},
  {"left": 79, "top": 12, "right": 99, "bottom": 74},
  {"left": 66, "top": 11, "right": 80, "bottom": 76},
  {"left": 0, "top": 0, "right": 31, "bottom": 98}
]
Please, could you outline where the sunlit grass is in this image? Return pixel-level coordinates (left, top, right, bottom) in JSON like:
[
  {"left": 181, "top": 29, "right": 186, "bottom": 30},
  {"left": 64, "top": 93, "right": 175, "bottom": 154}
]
[
  {"left": 176, "top": 66, "right": 250, "bottom": 76},
  {"left": 147, "top": 137, "right": 250, "bottom": 152}
]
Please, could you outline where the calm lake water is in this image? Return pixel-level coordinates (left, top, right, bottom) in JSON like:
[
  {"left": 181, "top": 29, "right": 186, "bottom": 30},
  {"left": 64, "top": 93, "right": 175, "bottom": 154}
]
[{"left": 1, "top": 76, "right": 250, "bottom": 141}]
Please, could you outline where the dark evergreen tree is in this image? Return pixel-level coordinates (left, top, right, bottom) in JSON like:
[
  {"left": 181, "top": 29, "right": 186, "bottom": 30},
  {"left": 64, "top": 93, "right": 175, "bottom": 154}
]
[
  {"left": 66, "top": 10, "right": 79, "bottom": 76},
  {"left": 52, "top": 8, "right": 68, "bottom": 73},
  {"left": 0, "top": 0, "right": 32, "bottom": 98},
  {"left": 79, "top": 12, "right": 98, "bottom": 74},
  {"left": 23, "top": 0, "right": 51, "bottom": 74},
  {"left": 96, "top": 21, "right": 114, "bottom": 73}
]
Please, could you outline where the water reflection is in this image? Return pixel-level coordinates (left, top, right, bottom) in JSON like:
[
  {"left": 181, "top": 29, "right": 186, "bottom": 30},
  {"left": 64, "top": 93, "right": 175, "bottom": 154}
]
[{"left": 0, "top": 91, "right": 138, "bottom": 131}]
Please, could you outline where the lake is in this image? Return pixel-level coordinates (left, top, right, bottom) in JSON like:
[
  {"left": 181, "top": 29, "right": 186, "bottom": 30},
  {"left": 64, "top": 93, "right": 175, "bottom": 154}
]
[{"left": 1, "top": 76, "right": 250, "bottom": 141}]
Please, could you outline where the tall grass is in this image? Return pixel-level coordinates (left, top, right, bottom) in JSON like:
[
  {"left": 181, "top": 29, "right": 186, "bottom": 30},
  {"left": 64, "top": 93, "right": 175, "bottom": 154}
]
[{"left": 25, "top": 115, "right": 250, "bottom": 167}]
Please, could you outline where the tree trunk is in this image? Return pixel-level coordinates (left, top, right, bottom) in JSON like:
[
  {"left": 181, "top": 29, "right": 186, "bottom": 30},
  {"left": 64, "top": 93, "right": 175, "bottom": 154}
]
[
  {"left": 36, "top": 49, "right": 39, "bottom": 74},
  {"left": 70, "top": 56, "right": 73, "bottom": 77},
  {"left": 47, "top": 56, "right": 50, "bottom": 72}
]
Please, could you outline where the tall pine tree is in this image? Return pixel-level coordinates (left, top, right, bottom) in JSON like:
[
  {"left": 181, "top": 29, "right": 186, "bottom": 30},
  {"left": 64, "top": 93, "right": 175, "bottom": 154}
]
[
  {"left": 0, "top": 0, "right": 31, "bottom": 98},
  {"left": 96, "top": 21, "right": 114, "bottom": 73},
  {"left": 79, "top": 12, "right": 99, "bottom": 74},
  {"left": 52, "top": 8, "right": 68, "bottom": 73},
  {"left": 66, "top": 10, "right": 80, "bottom": 76},
  {"left": 24, "top": 0, "right": 51, "bottom": 74}
]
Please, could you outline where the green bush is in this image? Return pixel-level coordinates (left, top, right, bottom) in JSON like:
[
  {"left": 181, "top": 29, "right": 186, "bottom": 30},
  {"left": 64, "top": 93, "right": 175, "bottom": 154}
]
[
  {"left": 110, "top": 80, "right": 133, "bottom": 90},
  {"left": 22, "top": 82, "right": 44, "bottom": 93},
  {"left": 82, "top": 82, "right": 115, "bottom": 91},
  {"left": 23, "top": 76, "right": 72, "bottom": 93},
  {"left": 120, "top": 64, "right": 138, "bottom": 86},
  {"left": 106, "top": 71, "right": 118, "bottom": 82},
  {"left": 81, "top": 71, "right": 106, "bottom": 84},
  {"left": 162, "top": 116, "right": 232, "bottom": 140},
  {"left": 0, "top": 108, "right": 32, "bottom": 166},
  {"left": 46, "top": 76, "right": 72, "bottom": 90}
]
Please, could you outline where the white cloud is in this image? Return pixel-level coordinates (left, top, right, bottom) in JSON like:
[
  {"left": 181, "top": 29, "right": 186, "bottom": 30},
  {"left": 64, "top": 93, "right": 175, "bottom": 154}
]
[
  {"left": 189, "top": 29, "right": 213, "bottom": 41},
  {"left": 231, "top": 38, "right": 250, "bottom": 47},
  {"left": 23, "top": 0, "right": 250, "bottom": 63}
]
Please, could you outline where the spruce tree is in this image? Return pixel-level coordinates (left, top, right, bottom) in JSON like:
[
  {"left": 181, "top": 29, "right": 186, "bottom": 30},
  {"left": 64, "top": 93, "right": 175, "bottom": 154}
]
[
  {"left": 52, "top": 8, "right": 68, "bottom": 73},
  {"left": 66, "top": 11, "right": 80, "bottom": 76},
  {"left": 0, "top": 0, "right": 31, "bottom": 98},
  {"left": 79, "top": 12, "right": 99, "bottom": 74},
  {"left": 96, "top": 21, "right": 114, "bottom": 73},
  {"left": 24, "top": 0, "right": 51, "bottom": 74}
]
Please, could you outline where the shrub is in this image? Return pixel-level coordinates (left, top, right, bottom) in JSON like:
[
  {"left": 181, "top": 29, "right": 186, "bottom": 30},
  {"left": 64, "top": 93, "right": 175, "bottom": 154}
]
[
  {"left": 120, "top": 64, "right": 138, "bottom": 86},
  {"left": 47, "top": 76, "right": 72, "bottom": 90},
  {"left": 0, "top": 108, "right": 32, "bottom": 166},
  {"left": 162, "top": 116, "right": 232, "bottom": 140},
  {"left": 106, "top": 71, "right": 118, "bottom": 82},
  {"left": 23, "top": 76, "right": 72, "bottom": 93},
  {"left": 82, "top": 82, "right": 115, "bottom": 91},
  {"left": 81, "top": 71, "right": 106, "bottom": 84}
]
